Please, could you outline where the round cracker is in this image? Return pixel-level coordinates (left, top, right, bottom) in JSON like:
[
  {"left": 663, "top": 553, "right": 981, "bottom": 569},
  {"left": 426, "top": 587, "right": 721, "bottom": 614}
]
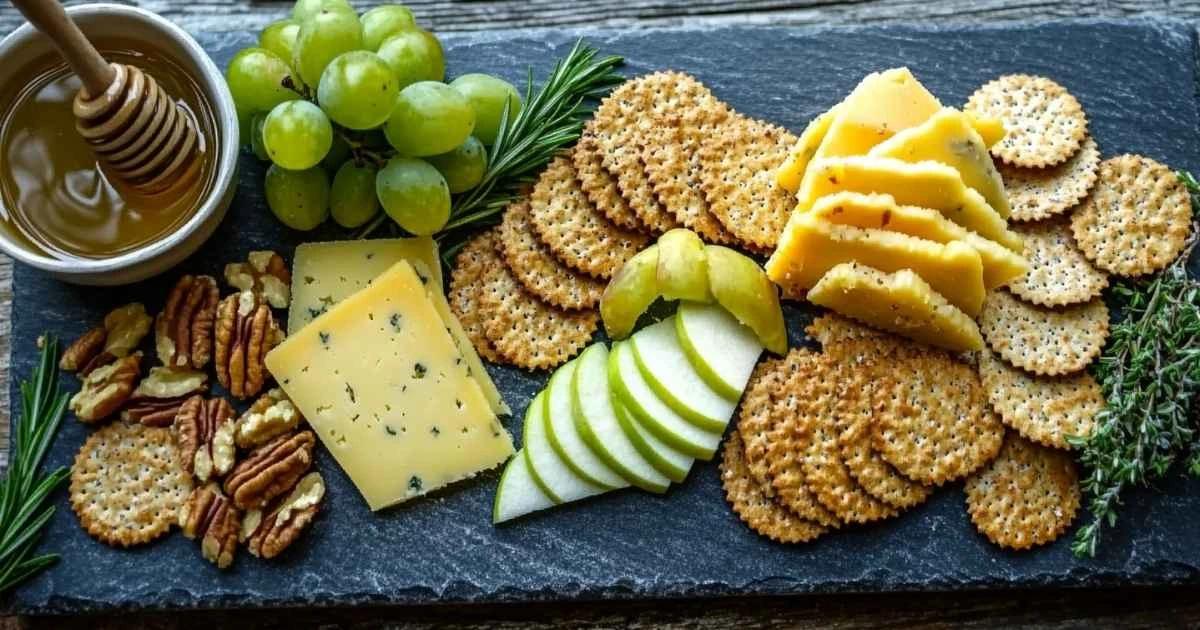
[
  {"left": 448, "top": 231, "right": 504, "bottom": 363},
  {"left": 978, "top": 289, "right": 1109, "bottom": 376},
  {"left": 978, "top": 347, "right": 1102, "bottom": 450},
  {"left": 1070, "top": 154, "right": 1194, "bottom": 277},
  {"left": 573, "top": 133, "right": 645, "bottom": 232},
  {"left": 870, "top": 346, "right": 1005, "bottom": 486},
  {"left": 965, "top": 434, "right": 1081, "bottom": 550},
  {"left": 528, "top": 155, "right": 651, "bottom": 280},
  {"left": 498, "top": 198, "right": 605, "bottom": 310},
  {"left": 1007, "top": 218, "right": 1108, "bottom": 307},
  {"left": 70, "top": 421, "right": 193, "bottom": 547},
  {"left": 805, "top": 313, "right": 890, "bottom": 348},
  {"left": 1001, "top": 136, "right": 1101, "bottom": 222},
  {"left": 721, "top": 430, "right": 827, "bottom": 544},
  {"left": 965, "top": 74, "right": 1088, "bottom": 168}
]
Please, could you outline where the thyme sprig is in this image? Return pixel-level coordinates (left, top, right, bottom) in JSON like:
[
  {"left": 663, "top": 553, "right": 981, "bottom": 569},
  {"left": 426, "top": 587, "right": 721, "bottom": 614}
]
[{"left": 1070, "top": 171, "right": 1200, "bottom": 558}]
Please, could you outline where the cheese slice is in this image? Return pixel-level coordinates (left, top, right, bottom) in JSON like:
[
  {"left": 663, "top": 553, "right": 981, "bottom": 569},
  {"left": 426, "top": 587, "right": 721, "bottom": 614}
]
[
  {"left": 287, "top": 237, "right": 509, "bottom": 416},
  {"left": 812, "top": 67, "right": 942, "bottom": 160},
  {"left": 807, "top": 262, "right": 984, "bottom": 352},
  {"left": 809, "top": 191, "right": 1028, "bottom": 289},
  {"left": 777, "top": 104, "right": 840, "bottom": 194},
  {"left": 966, "top": 112, "right": 1006, "bottom": 148},
  {"left": 266, "top": 261, "right": 516, "bottom": 511},
  {"left": 765, "top": 212, "right": 986, "bottom": 316},
  {"left": 869, "top": 107, "right": 1010, "bottom": 218},
  {"left": 797, "top": 156, "right": 1023, "bottom": 252}
]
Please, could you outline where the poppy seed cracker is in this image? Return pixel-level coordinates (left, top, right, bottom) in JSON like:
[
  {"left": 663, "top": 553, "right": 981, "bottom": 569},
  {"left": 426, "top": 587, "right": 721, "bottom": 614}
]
[
  {"left": 965, "top": 74, "right": 1088, "bottom": 168},
  {"left": 978, "top": 289, "right": 1109, "bottom": 376},
  {"left": 721, "top": 430, "right": 827, "bottom": 544},
  {"left": 1007, "top": 218, "right": 1108, "bottom": 307},
  {"left": 573, "top": 132, "right": 646, "bottom": 232},
  {"left": 978, "top": 347, "right": 1101, "bottom": 450},
  {"left": 448, "top": 230, "right": 505, "bottom": 364},
  {"left": 1000, "top": 136, "right": 1100, "bottom": 222},
  {"left": 498, "top": 198, "right": 605, "bottom": 311},
  {"left": 479, "top": 260, "right": 598, "bottom": 371}
]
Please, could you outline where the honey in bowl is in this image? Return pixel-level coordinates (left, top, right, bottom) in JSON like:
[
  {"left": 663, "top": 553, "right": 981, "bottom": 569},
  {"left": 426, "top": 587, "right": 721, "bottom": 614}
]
[{"left": 0, "top": 38, "right": 219, "bottom": 261}]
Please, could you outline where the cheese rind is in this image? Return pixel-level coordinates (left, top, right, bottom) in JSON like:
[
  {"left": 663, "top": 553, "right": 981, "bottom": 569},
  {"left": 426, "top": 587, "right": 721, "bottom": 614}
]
[
  {"left": 266, "top": 261, "right": 515, "bottom": 511},
  {"left": 777, "top": 104, "right": 840, "bottom": 194}
]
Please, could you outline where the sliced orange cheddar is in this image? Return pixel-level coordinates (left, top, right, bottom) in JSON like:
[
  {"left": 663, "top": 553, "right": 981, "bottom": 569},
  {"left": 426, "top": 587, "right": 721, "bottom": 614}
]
[
  {"left": 808, "top": 262, "right": 985, "bottom": 352},
  {"left": 777, "top": 104, "right": 839, "bottom": 194},
  {"left": 812, "top": 67, "right": 942, "bottom": 160},
  {"left": 809, "top": 192, "right": 1028, "bottom": 289},
  {"left": 868, "top": 107, "right": 1010, "bottom": 218},
  {"left": 966, "top": 112, "right": 1006, "bottom": 148},
  {"left": 765, "top": 212, "right": 986, "bottom": 316}
]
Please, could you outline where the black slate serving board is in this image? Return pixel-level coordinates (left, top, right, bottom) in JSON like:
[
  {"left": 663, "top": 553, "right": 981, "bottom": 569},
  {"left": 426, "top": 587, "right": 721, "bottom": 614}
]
[{"left": 7, "top": 19, "right": 1200, "bottom": 614}]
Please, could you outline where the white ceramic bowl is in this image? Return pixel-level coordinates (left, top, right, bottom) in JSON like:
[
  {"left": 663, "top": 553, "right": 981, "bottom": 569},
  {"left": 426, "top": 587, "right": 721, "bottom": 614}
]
[{"left": 0, "top": 3, "right": 238, "bottom": 285}]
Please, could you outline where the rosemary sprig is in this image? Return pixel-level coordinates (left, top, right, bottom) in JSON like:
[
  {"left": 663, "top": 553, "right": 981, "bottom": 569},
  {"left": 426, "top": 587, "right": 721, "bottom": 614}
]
[
  {"left": 1070, "top": 171, "right": 1200, "bottom": 558},
  {"left": 0, "top": 335, "right": 70, "bottom": 592}
]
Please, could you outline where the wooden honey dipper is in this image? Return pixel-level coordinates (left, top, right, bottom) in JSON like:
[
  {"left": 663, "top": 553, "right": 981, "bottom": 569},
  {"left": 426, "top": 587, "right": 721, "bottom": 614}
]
[{"left": 10, "top": 0, "right": 201, "bottom": 195}]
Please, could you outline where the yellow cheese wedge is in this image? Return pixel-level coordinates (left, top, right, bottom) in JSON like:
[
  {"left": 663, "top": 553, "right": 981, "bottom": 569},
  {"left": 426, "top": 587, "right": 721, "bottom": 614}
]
[
  {"left": 777, "top": 104, "right": 840, "bottom": 194},
  {"left": 266, "top": 261, "right": 516, "bottom": 511},
  {"left": 765, "top": 211, "right": 986, "bottom": 316},
  {"left": 807, "top": 262, "right": 985, "bottom": 352},
  {"left": 809, "top": 192, "right": 1028, "bottom": 289},
  {"left": 797, "top": 156, "right": 1023, "bottom": 252},
  {"left": 868, "top": 107, "right": 1011, "bottom": 218},
  {"left": 966, "top": 112, "right": 1006, "bottom": 148},
  {"left": 812, "top": 67, "right": 943, "bottom": 160}
]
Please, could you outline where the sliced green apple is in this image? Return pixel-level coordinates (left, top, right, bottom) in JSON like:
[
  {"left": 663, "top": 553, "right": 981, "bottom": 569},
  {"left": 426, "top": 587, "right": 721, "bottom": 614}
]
[
  {"left": 656, "top": 228, "right": 711, "bottom": 302},
  {"left": 524, "top": 390, "right": 608, "bottom": 504},
  {"left": 629, "top": 318, "right": 736, "bottom": 431},
  {"left": 676, "top": 302, "right": 763, "bottom": 400},
  {"left": 608, "top": 340, "right": 722, "bottom": 460},
  {"left": 572, "top": 344, "right": 671, "bottom": 494},
  {"left": 600, "top": 244, "right": 659, "bottom": 340},
  {"left": 492, "top": 450, "right": 556, "bottom": 524},
  {"left": 612, "top": 395, "right": 694, "bottom": 483},
  {"left": 544, "top": 358, "right": 629, "bottom": 490},
  {"left": 705, "top": 244, "right": 788, "bottom": 355}
]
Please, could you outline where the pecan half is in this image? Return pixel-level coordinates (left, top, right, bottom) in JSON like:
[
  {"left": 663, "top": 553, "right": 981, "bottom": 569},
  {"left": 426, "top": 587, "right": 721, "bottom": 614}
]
[
  {"left": 156, "top": 275, "right": 219, "bottom": 369},
  {"left": 120, "top": 367, "right": 209, "bottom": 426},
  {"left": 235, "top": 388, "right": 303, "bottom": 449},
  {"left": 60, "top": 327, "right": 106, "bottom": 372},
  {"left": 176, "top": 395, "right": 237, "bottom": 482},
  {"left": 69, "top": 352, "right": 142, "bottom": 423},
  {"left": 224, "top": 251, "right": 291, "bottom": 309},
  {"left": 179, "top": 483, "right": 241, "bottom": 569},
  {"left": 223, "top": 430, "right": 316, "bottom": 510},
  {"left": 103, "top": 303, "right": 152, "bottom": 358},
  {"left": 241, "top": 471, "right": 324, "bottom": 559},
  {"left": 215, "top": 291, "right": 283, "bottom": 400}
]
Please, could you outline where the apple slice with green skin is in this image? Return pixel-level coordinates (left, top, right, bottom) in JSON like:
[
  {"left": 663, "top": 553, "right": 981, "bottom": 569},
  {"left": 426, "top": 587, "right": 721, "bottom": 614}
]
[
  {"left": 613, "top": 394, "right": 694, "bottom": 483},
  {"left": 572, "top": 343, "right": 671, "bottom": 494},
  {"left": 523, "top": 390, "right": 608, "bottom": 504},
  {"left": 608, "top": 340, "right": 722, "bottom": 459},
  {"left": 600, "top": 244, "right": 659, "bottom": 340},
  {"left": 630, "top": 318, "right": 736, "bottom": 431},
  {"left": 676, "top": 302, "right": 763, "bottom": 400},
  {"left": 544, "top": 358, "right": 629, "bottom": 490},
  {"left": 705, "top": 244, "right": 788, "bottom": 355},
  {"left": 492, "top": 450, "right": 556, "bottom": 524},
  {"left": 656, "top": 229, "right": 711, "bottom": 302}
]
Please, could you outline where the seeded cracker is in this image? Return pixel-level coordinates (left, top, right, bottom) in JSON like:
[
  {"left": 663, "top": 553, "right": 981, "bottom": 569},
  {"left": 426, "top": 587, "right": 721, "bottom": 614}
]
[
  {"left": 448, "top": 230, "right": 504, "bottom": 363},
  {"left": 1070, "top": 154, "right": 1194, "bottom": 277},
  {"left": 1000, "top": 136, "right": 1101, "bottom": 222},
  {"left": 805, "top": 313, "right": 890, "bottom": 348},
  {"left": 978, "top": 289, "right": 1109, "bottom": 376},
  {"left": 964, "top": 74, "right": 1088, "bottom": 168},
  {"left": 479, "top": 260, "right": 598, "bottom": 371},
  {"left": 573, "top": 133, "right": 645, "bottom": 232},
  {"left": 721, "top": 430, "right": 827, "bottom": 543},
  {"left": 978, "top": 348, "right": 1101, "bottom": 450},
  {"left": 528, "top": 156, "right": 651, "bottom": 279},
  {"left": 70, "top": 422, "right": 193, "bottom": 547},
  {"left": 965, "top": 434, "right": 1081, "bottom": 550},
  {"left": 498, "top": 198, "right": 605, "bottom": 310},
  {"left": 1007, "top": 218, "right": 1108, "bottom": 307}
]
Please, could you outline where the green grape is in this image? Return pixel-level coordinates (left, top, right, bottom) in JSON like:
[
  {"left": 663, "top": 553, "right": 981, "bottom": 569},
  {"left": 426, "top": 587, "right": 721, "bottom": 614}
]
[
  {"left": 376, "top": 156, "right": 450, "bottom": 235},
  {"left": 360, "top": 4, "right": 416, "bottom": 51},
  {"left": 259, "top": 20, "right": 301, "bottom": 64},
  {"left": 262, "top": 100, "right": 333, "bottom": 170},
  {"left": 426, "top": 136, "right": 486, "bottom": 193},
  {"left": 321, "top": 134, "right": 351, "bottom": 172},
  {"left": 384, "top": 81, "right": 475, "bottom": 157},
  {"left": 225, "top": 47, "right": 300, "bottom": 113},
  {"left": 330, "top": 161, "right": 381, "bottom": 228},
  {"left": 449, "top": 73, "right": 521, "bottom": 146},
  {"left": 292, "top": 0, "right": 352, "bottom": 22},
  {"left": 237, "top": 106, "right": 254, "bottom": 148},
  {"left": 375, "top": 29, "right": 444, "bottom": 89},
  {"left": 317, "top": 51, "right": 398, "bottom": 130},
  {"left": 250, "top": 112, "right": 270, "bottom": 161},
  {"left": 293, "top": 9, "right": 364, "bottom": 87},
  {"left": 265, "top": 164, "right": 330, "bottom": 230}
]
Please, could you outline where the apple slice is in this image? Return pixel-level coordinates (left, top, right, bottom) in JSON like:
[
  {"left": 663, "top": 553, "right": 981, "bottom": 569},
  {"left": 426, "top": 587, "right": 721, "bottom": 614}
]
[
  {"left": 544, "top": 358, "right": 629, "bottom": 490},
  {"left": 676, "top": 302, "right": 763, "bottom": 399},
  {"left": 705, "top": 245, "right": 788, "bottom": 354},
  {"left": 492, "top": 450, "right": 555, "bottom": 524},
  {"left": 613, "top": 397, "right": 694, "bottom": 483},
  {"left": 600, "top": 244, "right": 659, "bottom": 340},
  {"left": 524, "top": 390, "right": 609, "bottom": 504},
  {"left": 630, "top": 318, "right": 736, "bottom": 431},
  {"left": 608, "top": 340, "right": 722, "bottom": 459},
  {"left": 657, "top": 229, "right": 711, "bottom": 302}
]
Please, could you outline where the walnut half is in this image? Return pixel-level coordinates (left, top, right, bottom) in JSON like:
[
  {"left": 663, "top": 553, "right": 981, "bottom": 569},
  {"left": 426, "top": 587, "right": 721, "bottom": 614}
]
[
  {"left": 225, "top": 251, "right": 291, "bottom": 309},
  {"left": 215, "top": 291, "right": 283, "bottom": 400},
  {"left": 241, "top": 471, "right": 324, "bottom": 559},
  {"left": 120, "top": 366, "right": 209, "bottom": 426},
  {"left": 223, "top": 429, "right": 316, "bottom": 510},
  {"left": 235, "top": 388, "right": 303, "bottom": 449},
  {"left": 156, "top": 275, "right": 219, "bottom": 370},
  {"left": 179, "top": 483, "right": 241, "bottom": 569},
  {"left": 69, "top": 352, "right": 141, "bottom": 423},
  {"left": 176, "top": 395, "right": 237, "bottom": 482}
]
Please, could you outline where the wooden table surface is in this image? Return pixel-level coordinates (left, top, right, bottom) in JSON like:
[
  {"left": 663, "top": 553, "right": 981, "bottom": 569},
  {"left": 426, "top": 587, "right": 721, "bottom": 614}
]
[{"left": 2, "top": 1, "right": 1199, "bottom": 627}]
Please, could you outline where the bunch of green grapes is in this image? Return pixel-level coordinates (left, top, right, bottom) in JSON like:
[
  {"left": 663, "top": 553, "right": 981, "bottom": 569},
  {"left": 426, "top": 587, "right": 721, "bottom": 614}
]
[{"left": 226, "top": 0, "right": 521, "bottom": 234}]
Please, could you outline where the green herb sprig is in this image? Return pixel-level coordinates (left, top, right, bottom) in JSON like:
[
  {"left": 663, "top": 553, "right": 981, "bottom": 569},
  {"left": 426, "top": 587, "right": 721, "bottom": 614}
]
[
  {"left": 0, "top": 335, "right": 70, "bottom": 592},
  {"left": 1071, "top": 171, "right": 1200, "bottom": 558}
]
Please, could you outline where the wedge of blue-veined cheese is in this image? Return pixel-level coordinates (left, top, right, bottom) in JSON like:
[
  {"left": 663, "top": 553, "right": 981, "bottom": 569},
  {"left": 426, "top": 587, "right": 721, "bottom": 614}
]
[{"left": 266, "top": 261, "right": 515, "bottom": 511}]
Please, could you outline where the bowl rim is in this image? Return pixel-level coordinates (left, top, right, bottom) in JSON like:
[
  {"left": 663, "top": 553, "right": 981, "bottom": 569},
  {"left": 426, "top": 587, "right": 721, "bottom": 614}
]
[{"left": 0, "top": 3, "right": 238, "bottom": 276}]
